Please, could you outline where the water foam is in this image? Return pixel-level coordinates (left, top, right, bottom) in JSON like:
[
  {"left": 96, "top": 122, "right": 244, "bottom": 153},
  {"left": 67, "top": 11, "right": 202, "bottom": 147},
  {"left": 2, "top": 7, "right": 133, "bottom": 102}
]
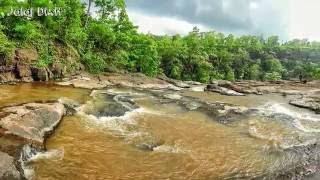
[
  {"left": 257, "top": 103, "right": 320, "bottom": 122},
  {"left": 153, "top": 145, "right": 187, "bottom": 154},
  {"left": 255, "top": 102, "right": 320, "bottom": 133},
  {"left": 20, "top": 145, "right": 64, "bottom": 180},
  {"left": 28, "top": 149, "right": 64, "bottom": 162}
]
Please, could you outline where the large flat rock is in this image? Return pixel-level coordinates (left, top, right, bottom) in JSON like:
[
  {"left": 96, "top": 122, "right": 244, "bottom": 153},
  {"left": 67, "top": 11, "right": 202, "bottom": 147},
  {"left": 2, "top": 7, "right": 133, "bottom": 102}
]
[
  {"left": 290, "top": 96, "right": 320, "bottom": 114},
  {"left": 0, "top": 103, "right": 65, "bottom": 144},
  {"left": 0, "top": 151, "right": 20, "bottom": 180}
]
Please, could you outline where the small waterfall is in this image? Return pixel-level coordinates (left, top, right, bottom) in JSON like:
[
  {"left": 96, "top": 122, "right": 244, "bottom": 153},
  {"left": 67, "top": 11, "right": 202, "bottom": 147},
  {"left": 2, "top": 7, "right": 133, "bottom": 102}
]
[
  {"left": 19, "top": 145, "right": 64, "bottom": 180},
  {"left": 254, "top": 102, "right": 320, "bottom": 133},
  {"left": 247, "top": 102, "right": 320, "bottom": 152}
]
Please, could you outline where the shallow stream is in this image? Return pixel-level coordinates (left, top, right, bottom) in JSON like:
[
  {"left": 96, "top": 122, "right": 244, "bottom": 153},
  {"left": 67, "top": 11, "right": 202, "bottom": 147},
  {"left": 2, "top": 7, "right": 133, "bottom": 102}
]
[{"left": 1, "top": 83, "right": 320, "bottom": 179}]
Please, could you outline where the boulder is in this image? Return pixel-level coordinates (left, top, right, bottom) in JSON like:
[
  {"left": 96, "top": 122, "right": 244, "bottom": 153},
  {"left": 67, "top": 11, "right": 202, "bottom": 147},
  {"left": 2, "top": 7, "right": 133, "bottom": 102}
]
[
  {"left": 136, "top": 138, "right": 165, "bottom": 151},
  {"left": 0, "top": 151, "right": 20, "bottom": 180},
  {"left": 0, "top": 54, "right": 6, "bottom": 66},
  {"left": 58, "top": 97, "right": 80, "bottom": 116},
  {"left": 37, "top": 68, "right": 49, "bottom": 81},
  {"left": 16, "top": 64, "right": 32, "bottom": 79},
  {"left": 31, "top": 67, "right": 54, "bottom": 81},
  {"left": 213, "top": 80, "right": 262, "bottom": 95},
  {"left": 0, "top": 103, "right": 65, "bottom": 145},
  {"left": 171, "top": 81, "right": 190, "bottom": 88},
  {"left": 289, "top": 97, "right": 320, "bottom": 114},
  {"left": 15, "top": 48, "right": 38, "bottom": 63},
  {"left": 51, "top": 63, "right": 67, "bottom": 78},
  {"left": 206, "top": 84, "right": 245, "bottom": 96},
  {"left": 0, "top": 72, "right": 17, "bottom": 83}
]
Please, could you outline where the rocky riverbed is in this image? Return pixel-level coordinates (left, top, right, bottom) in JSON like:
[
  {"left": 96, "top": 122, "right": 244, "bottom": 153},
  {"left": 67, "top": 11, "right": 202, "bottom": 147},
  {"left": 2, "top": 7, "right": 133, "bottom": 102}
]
[{"left": 0, "top": 74, "right": 319, "bottom": 179}]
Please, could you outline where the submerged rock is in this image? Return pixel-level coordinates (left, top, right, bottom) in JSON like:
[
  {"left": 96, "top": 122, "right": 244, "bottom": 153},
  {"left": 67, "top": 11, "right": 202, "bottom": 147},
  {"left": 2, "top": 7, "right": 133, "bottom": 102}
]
[
  {"left": 59, "top": 97, "right": 81, "bottom": 115},
  {"left": 84, "top": 101, "right": 131, "bottom": 117},
  {"left": 159, "top": 92, "right": 249, "bottom": 123},
  {"left": 0, "top": 103, "right": 65, "bottom": 145},
  {"left": 0, "top": 151, "right": 20, "bottom": 180},
  {"left": 136, "top": 138, "right": 165, "bottom": 151},
  {"left": 82, "top": 91, "right": 139, "bottom": 118}
]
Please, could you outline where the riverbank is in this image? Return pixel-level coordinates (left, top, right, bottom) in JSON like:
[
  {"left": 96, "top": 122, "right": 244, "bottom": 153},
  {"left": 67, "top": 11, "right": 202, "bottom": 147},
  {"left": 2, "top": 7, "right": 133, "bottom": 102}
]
[{"left": 0, "top": 73, "right": 319, "bottom": 179}]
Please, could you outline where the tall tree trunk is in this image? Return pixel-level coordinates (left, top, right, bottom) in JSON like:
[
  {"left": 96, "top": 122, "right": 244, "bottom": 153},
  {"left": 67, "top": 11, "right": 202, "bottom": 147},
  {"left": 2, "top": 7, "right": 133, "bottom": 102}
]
[{"left": 85, "top": 0, "right": 93, "bottom": 28}]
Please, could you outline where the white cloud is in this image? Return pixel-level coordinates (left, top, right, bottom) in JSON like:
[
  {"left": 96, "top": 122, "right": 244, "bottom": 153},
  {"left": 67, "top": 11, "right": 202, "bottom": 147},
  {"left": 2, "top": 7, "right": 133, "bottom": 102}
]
[
  {"left": 126, "top": 0, "right": 320, "bottom": 40},
  {"left": 127, "top": 11, "right": 209, "bottom": 35},
  {"left": 288, "top": 0, "right": 320, "bottom": 40}
]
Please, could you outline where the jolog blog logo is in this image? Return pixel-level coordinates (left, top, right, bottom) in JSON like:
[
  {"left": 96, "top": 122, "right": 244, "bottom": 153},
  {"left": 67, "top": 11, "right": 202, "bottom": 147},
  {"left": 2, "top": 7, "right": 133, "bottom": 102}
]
[{"left": 0, "top": 7, "right": 62, "bottom": 18}]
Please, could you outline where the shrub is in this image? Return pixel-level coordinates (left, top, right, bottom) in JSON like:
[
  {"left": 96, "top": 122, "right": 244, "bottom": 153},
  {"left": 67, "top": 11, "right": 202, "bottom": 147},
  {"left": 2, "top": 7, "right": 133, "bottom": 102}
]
[
  {"left": 0, "top": 29, "right": 14, "bottom": 60},
  {"left": 264, "top": 72, "right": 282, "bottom": 81},
  {"left": 81, "top": 52, "right": 105, "bottom": 73}
]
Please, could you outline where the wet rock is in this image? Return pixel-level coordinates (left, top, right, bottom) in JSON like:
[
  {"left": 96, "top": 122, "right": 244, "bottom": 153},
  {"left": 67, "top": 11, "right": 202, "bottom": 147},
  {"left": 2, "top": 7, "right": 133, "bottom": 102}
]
[
  {"left": 135, "top": 83, "right": 181, "bottom": 91},
  {"left": 189, "top": 85, "right": 206, "bottom": 92},
  {"left": 160, "top": 92, "right": 248, "bottom": 123},
  {"left": 83, "top": 91, "right": 140, "bottom": 118},
  {"left": 51, "top": 63, "right": 67, "bottom": 79},
  {"left": 83, "top": 93, "right": 139, "bottom": 117},
  {"left": 0, "top": 151, "right": 20, "bottom": 180},
  {"left": 185, "top": 102, "right": 202, "bottom": 111},
  {"left": 31, "top": 67, "right": 45, "bottom": 81},
  {"left": 206, "top": 84, "right": 245, "bottom": 96},
  {"left": 15, "top": 49, "right": 38, "bottom": 63},
  {"left": 171, "top": 81, "right": 190, "bottom": 88},
  {"left": 0, "top": 103, "right": 65, "bottom": 145},
  {"left": 136, "top": 138, "right": 165, "bottom": 151},
  {"left": 59, "top": 97, "right": 80, "bottom": 116},
  {"left": 163, "top": 93, "right": 182, "bottom": 100},
  {"left": 84, "top": 102, "right": 129, "bottom": 117},
  {"left": 218, "top": 82, "right": 262, "bottom": 95},
  {"left": 185, "top": 81, "right": 202, "bottom": 85},
  {"left": 217, "top": 105, "right": 248, "bottom": 115},
  {"left": 0, "top": 72, "right": 17, "bottom": 83},
  {"left": 158, "top": 76, "right": 191, "bottom": 88},
  {"left": 211, "top": 80, "right": 232, "bottom": 86},
  {"left": 16, "top": 64, "right": 32, "bottom": 82},
  {"left": 56, "top": 76, "right": 112, "bottom": 89},
  {"left": 0, "top": 55, "right": 6, "bottom": 66},
  {"left": 114, "top": 95, "right": 139, "bottom": 110},
  {"left": 290, "top": 96, "right": 320, "bottom": 114}
]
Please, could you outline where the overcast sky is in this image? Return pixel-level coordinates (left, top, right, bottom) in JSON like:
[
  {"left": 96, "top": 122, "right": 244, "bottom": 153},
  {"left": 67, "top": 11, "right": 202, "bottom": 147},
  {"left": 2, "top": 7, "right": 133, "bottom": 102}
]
[{"left": 125, "top": 0, "right": 320, "bottom": 40}]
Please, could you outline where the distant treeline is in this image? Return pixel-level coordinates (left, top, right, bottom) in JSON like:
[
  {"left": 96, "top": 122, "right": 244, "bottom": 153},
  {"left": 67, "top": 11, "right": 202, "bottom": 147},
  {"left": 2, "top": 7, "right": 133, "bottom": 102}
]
[{"left": 0, "top": 0, "right": 319, "bottom": 82}]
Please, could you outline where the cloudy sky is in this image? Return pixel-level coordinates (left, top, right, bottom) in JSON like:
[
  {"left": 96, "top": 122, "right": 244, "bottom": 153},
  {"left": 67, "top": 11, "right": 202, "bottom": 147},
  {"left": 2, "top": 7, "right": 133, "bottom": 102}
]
[{"left": 125, "top": 0, "right": 320, "bottom": 40}]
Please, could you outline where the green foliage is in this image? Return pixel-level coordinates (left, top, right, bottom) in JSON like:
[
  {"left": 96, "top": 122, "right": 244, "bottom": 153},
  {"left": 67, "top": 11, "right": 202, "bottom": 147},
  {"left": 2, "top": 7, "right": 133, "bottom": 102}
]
[
  {"left": 13, "top": 21, "right": 44, "bottom": 43},
  {"left": 0, "top": 28, "right": 14, "bottom": 59},
  {"left": 0, "top": 0, "right": 319, "bottom": 82},
  {"left": 129, "top": 34, "right": 159, "bottom": 76},
  {"left": 36, "top": 54, "right": 53, "bottom": 68},
  {"left": 264, "top": 72, "right": 282, "bottom": 81},
  {"left": 82, "top": 52, "right": 105, "bottom": 73}
]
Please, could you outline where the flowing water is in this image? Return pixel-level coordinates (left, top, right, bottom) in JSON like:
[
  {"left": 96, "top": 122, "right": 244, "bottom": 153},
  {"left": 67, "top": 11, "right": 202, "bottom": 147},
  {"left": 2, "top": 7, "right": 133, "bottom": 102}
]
[{"left": 1, "top": 83, "right": 320, "bottom": 179}]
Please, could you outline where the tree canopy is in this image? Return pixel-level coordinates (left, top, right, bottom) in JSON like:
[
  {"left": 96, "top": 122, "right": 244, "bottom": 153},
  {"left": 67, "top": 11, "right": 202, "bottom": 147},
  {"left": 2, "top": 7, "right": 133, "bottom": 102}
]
[{"left": 0, "top": 0, "right": 319, "bottom": 82}]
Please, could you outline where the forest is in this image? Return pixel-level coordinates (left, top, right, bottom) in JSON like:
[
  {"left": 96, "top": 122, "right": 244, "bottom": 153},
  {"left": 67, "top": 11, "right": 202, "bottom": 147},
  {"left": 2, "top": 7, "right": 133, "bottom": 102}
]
[{"left": 0, "top": 0, "right": 320, "bottom": 83}]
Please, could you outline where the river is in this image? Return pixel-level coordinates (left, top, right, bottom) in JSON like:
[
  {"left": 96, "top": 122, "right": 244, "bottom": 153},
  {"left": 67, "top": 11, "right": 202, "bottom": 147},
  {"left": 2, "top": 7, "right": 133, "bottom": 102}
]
[{"left": 1, "top": 83, "right": 320, "bottom": 179}]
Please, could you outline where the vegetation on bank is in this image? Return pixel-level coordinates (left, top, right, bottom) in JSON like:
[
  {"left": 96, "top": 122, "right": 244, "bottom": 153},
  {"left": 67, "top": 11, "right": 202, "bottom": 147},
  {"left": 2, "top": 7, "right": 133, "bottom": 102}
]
[{"left": 0, "top": 0, "right": 320, "bottom": 82}]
